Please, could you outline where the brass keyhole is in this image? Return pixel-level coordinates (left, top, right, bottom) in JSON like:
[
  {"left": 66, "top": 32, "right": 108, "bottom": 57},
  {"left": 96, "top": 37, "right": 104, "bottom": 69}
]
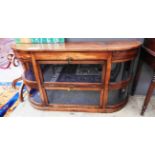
[
  {"left": 67, "top": 85, "right": 74, "bottom": 91},
  {"left": 67, "top": 57, "right": 73, "bottom": 64}
]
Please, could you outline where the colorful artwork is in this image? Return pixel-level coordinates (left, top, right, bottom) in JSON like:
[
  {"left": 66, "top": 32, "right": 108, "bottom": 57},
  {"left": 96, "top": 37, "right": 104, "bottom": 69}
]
[
  {"left": 15, "top": 38, "right": 65, "bottom": 44},
  {"left": 0, "top": 82, "right": 26, "bottom": 117},
  {"left": 0, "top": 39, "right": 15, "bottom": 69}
]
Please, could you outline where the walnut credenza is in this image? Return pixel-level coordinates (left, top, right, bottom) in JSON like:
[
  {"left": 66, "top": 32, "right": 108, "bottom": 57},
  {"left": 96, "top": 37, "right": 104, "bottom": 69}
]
[{"left": 12, "top": 41, "right": 141, "bottom": 113}]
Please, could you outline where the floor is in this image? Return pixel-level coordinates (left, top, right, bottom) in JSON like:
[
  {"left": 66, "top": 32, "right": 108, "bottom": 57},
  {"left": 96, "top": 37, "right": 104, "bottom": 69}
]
[
  {"left": 0, "top": 65, "right": 21, "bottom": 82},
  {"left": 9, "top": 95, "right": 155, "bottom": 117},
  {"left": 1, "top": 65, "right": 155, "bottom": 117}
]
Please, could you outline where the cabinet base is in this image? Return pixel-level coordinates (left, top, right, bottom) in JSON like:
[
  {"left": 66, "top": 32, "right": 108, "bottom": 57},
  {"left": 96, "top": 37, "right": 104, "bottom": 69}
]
[{"left": 29, "top": 95, "right": 128, "bottom": 113}]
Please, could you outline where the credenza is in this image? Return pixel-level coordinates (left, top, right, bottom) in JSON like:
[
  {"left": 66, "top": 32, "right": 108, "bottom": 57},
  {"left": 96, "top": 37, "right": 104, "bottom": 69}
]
[{"left": 12, "top": 41, "right": 141, "bottom": 113}]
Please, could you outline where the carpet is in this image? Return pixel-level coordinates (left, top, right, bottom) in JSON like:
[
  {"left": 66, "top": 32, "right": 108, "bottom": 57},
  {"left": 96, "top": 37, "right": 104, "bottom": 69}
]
[{"left": 0, "top": 82, "right": 25, "bottom": 117}]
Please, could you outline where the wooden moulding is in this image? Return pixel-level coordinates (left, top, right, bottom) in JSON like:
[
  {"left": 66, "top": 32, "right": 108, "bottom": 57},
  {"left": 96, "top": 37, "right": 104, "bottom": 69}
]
[
  {"left": 44, "top": 82, "right": 102, "bottom": 91},
  {"left": 13, "top": 51, "right": 31, "bottom": 62},
  {"left": 102, "top": 55, "right": 112, "bottom": 108},
  {"left": 23, "top": 79, "right": 131, "bottom": 92},
  {"left": 105, "top": 97, "right": 129, "bottom": 113},
  {"left": 31, "top": 55, "right": 49, "bottom": 106},
  {"left": 112, "top": 48, "right": 139, "bottom": 63},
  {"left": 109, "top": 77, "right": 132, "bottom": 90},
  {"left": 33, "top": 51, "right": 110, "bottom": 61},
  {"left": 38, "top": 60, "right": 105, "bottom": 65},
  {"left": 23, "top": 74, "right": 132, "bottom": 91},
  {"left": 22, "top": 75, "right": 37, "bottom": 88},
  {"left": 22, "top": 77, "right": 103, "bottom": 91},
  {"left": 29, "top": 93, "right": 128, "bottom": 113},
  {"left": 11, "top": 41, "right": 142, "bottom": 52}
]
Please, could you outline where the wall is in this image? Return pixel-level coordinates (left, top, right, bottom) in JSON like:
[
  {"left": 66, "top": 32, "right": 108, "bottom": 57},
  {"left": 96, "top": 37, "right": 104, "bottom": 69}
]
[{"left": 66, "top": 38, "right": 143, "bottom": 42}]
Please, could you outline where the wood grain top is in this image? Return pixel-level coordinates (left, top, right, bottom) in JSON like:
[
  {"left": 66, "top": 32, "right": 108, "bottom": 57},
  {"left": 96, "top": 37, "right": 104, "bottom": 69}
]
[{"left": 12, "top": 41, "right": 142, "bottom": 52}]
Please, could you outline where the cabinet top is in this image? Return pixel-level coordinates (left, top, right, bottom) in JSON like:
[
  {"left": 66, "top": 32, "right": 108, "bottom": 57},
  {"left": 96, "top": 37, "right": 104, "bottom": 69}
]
[{"left": 12, "top": 41, "right": 142, "bottom": 52}]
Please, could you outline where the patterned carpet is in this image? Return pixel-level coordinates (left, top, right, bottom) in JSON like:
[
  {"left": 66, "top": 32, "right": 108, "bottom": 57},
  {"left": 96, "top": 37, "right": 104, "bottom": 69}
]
[{"left": 0, "top": 82, "right": 25, "bottom": 117}]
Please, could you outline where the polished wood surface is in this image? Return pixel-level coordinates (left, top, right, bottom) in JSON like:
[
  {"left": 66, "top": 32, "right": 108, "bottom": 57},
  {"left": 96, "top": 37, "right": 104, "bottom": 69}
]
[
  {"left": 12, "top": 41, "right": 141, "bottom": 113},
  {"left": 12, "top": 41, "right": 141, "bottom": 52}
]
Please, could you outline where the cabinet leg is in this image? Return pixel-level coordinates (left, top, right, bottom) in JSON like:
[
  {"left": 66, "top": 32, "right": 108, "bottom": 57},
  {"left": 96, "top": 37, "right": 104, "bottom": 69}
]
[
  {"left": 141, "top": 71, "right": 155, "bottom": 115},
  {"left": 19, "top": 83, "right": 25, "bottom": 102},
  {"left": 131, "top": 60, "right": 143, "bottom": 96},
  {"left": 12, "top": 76, "right": 22, "bottom": 89}
]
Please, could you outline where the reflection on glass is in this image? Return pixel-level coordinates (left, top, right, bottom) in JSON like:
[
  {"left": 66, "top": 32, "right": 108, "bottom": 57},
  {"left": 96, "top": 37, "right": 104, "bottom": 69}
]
[
  {"left": 41, "top": 64, "right": 103, "bottom": 83},
  {"left": 46, "top": 90, "right": 100, "bottom": 105},
  {"left": 108, "top": 88, "right": 128, "bottom": 106},
  {"left": 110, "top": 60, "right": 134, "bottom": 82},
  {"left": 24, "top": 63, "right": 35, "bottom": 81}
]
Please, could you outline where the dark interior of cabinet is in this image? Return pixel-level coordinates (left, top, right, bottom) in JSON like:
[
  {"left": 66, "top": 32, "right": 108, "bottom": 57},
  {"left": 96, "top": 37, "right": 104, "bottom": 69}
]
[{"left": 27, "top": 61, "right": 133, "bottom": 106}]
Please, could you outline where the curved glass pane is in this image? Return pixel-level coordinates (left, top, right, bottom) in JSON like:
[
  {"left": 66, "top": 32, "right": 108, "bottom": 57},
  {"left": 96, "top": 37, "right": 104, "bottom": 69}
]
[
  {"left": 24, "top": 62, "right": 35, "bottom": 81},
  {"left": 29, "top": 89, "right": 100, "bottom": 106},
  {"left": 108, "top": 87, "right": 128, "bottom": 106},
  {"left": 41, "top": 64, "right": 103, "bottom": 83},
  {"left": 47, "top": 90, "right": 100, "bottom": 106},
  {"left": 110, "top": 60, "right": 135, "bottom": 83},
  {"left": 29, "top": 89, "right": 41, "bottom": 104}
]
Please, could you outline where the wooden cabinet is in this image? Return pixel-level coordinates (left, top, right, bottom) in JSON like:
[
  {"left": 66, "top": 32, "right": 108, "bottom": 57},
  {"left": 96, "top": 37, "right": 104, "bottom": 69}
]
[{"left": 12, "top": 41, "right": 141, "bottom": 113}]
